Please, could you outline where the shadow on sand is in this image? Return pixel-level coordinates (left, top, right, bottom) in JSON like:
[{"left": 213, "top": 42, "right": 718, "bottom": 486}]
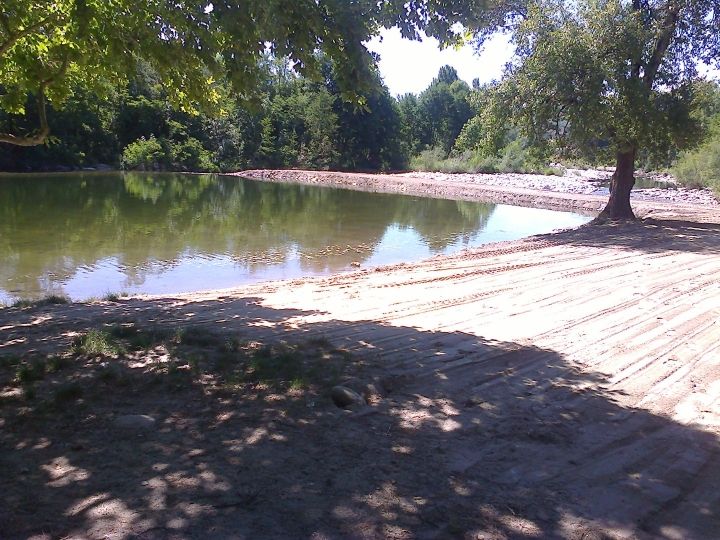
[
  {"left": 1, "top": 296, "right": 719, "bottom": 539},
  {"left": 544, "top": 217, "right": 720, "bottom": 255}
]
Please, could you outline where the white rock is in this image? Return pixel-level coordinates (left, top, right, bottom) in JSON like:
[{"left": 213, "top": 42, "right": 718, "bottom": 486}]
[{"left": 114, "top": 414, "right": 156, "bottom": 430}]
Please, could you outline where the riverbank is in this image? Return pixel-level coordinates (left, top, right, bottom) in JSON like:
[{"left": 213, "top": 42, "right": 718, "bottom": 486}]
[
  {"left": 2, "top": 171, "right": 720, "bottom": 539},
  {"left": 234, "top": 168, "right": 720, "bottom": 219}
]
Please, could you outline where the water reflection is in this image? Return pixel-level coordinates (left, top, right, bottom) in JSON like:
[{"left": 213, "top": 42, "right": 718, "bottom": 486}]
[{"left": 0, "top": 172, "right": 589, "bottom": 301}]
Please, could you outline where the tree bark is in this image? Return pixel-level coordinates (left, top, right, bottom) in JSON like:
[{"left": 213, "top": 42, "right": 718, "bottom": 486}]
[{"left": 598, "top": 148, "right": 636, "bottom": 220}]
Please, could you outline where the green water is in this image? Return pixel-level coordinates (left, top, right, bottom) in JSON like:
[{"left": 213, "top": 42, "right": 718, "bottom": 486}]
[{"left": 0, "top": 172, "right": 591, "bottom": 302}]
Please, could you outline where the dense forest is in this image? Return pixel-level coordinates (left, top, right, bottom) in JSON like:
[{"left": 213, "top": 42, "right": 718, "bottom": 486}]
[
  {"left": 0, "top": 59, "right": 470, "bottom": 174},
  {"left": 1, "top": 56, "right": 719, "bottom": 193}
]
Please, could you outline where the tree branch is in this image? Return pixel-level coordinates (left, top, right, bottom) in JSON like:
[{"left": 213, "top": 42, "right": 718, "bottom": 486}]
[
  {"left": 0, "top": 13, "right": 58, "bottom": 57},
  {"left": 0, "top": 88, "right": 50, "bottom": 146},
  {"left": 0, "top": 47, "right": 72, "bottom": 146},
  {"left": 0, "top": 12, "right": 11, "bottom": 35},
  {"left": 40, "top": 51, "right": 71, "bottom": 87},
  {"left": 643, "top": 2, "right": 681, "bottom": 88}
]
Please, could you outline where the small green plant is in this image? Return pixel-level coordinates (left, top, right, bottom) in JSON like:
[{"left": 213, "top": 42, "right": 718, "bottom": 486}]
[
  {"left": 108, "top": 324, "right": 138, "bottom": 339},
  {"left": 248, "top": 344, "right": 306, "bottom": 386},
  {"left": 222, "top": 337, "right": 245, "bottom": 353},
  {"left": 45, "top": 356, "right": 66, "bottom": 373},
  {"left": 73, "top": 329, "right": 124, "bottom": 356},
  {"left": 187, "top": 354, "right": 202, "bottom": 376},
  {"left": 16, "top": 359, "right": 46, "bottom": 383},
  {"left": 22, "top": 384, "right": 36, "bottom": 400},
  {"left": 11, "top": 295, "right": 70, "bottom": 309},
  {"left": 108, "top": 325, "right": 169, "bottom": 351},
  {"left": 0, "top": 355, "right": 21, "bottom": 369},
  {"left": 54, "top": 382, "right": 83, "bottom": 403},
  {"left": 176, "top": 326, "right": 218, "bottom": 348},
  {"left": 167, "top": 360, "right": 180, "bottom": 376},
  {"left": 102, "top": 292, "right": 127, "bottom": 302},
  {"left": 45, "top": 294, "right": 70, "bottom": 305}
]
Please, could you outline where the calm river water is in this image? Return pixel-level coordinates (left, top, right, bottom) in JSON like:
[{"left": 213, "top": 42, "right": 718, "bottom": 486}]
[{"left": 0, "top": 172, "right": 591, "bottom": 302}]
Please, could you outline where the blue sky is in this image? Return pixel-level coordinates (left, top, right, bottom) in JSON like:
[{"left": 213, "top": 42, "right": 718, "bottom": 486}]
[{"left": 366, "top": 28, "right": 514, "bottom": 96}]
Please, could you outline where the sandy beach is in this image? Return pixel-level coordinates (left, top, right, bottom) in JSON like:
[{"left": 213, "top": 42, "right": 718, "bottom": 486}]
[{"left": 2, "top": 169, "right": 720, "bottom": 539}]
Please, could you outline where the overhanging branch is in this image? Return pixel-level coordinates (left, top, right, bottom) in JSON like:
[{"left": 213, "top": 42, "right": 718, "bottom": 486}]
[
  {"left": 0, "top": 51, "right": 70, "bottom": 146},
  {"left": 0, "top": 89, "right": 50, "bottom": 146}
]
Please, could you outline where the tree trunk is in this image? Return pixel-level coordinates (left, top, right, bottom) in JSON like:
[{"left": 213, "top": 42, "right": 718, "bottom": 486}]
[{"left": 599, "top": 148, "right": 637, "bottom": 220}]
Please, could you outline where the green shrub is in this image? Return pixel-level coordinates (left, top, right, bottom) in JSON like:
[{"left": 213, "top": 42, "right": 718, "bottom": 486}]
[
  {"left": 409, "top": 143, "right": 562, "bottom": 176},
  {"left": 122, "top": 135, "right": 217, "bottom": 172},
  {"left": 673, "top": 137, "right": 720, "bottom": 195},
  {"left": 122, "top": 135, "right": 167, "bottom": 170},
  {"left": 171, "top": 137, "right": 218, "bottom": 172},
  {"left": 409, "top": 146, "right": 447, "bottom": 171}
]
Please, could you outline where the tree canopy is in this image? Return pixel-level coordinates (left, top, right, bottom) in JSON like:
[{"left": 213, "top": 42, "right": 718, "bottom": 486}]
[
  {"left": 0, "top": 0, "right": 492, "bottom": 146},
  {"left": 461, "top": 0, "right": 720, "bottom": 218}
]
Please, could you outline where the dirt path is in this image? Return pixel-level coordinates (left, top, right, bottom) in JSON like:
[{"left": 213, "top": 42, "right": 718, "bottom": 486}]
[{"left": 2, "top": 173, "right": 720, "bottom": 539}]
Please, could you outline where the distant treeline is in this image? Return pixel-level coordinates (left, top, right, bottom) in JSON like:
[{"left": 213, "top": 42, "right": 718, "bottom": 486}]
[
  {"left": 0, "top": 58, "right": 473, "bottom": 174},
  {"left": 1, "top": 56, "right": 719, "bottom": 191}
]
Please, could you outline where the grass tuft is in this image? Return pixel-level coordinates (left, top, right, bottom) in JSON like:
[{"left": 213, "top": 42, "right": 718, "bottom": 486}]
[
  {"left": 103, "top": 291, "right": 129, "bottom": 302},
  {"left": 54, "top": 382, "right": 83, "bottom": 403},
  {"left": 73, "top": 329, "right": 124, "bottom": 356},
  {"left": 45, "top": 356, "right": 66, "bottom": 373},
  {"left": 11, "top": 295, "right": 70, "bottom": 309},
  {"left": 108, "top": 324, "right": 170, "bottom": 351},
  {"left": 16, "top": 359, "right": 47, "bottom": 383},
  {"left": 0, "top": 355, "right": 22, "bottom": 369},
  {"left": 176, "top": 326, "right": 219, "bottom": 348}
]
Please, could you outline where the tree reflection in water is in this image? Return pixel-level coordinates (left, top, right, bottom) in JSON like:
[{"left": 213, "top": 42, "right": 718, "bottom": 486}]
[{"left": 0, "top": 172, "right": 500, "bottom": 300}]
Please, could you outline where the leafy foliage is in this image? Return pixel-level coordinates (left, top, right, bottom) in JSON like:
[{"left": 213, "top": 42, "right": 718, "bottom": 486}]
[
  {"left": 1, "top": 57, "right": 407, "bottom": 172},
  {"left": 0, "top": 1, "right": 502, "bottom": 145},
  {"left": 461, "top": 1, "right": 716, "bottom": 160},
  {"left": 453, "top": 0, "right": 720, "bottom": 217},
  {"left": 398, "top": 66, "right": 474, "bottom": 157},
  {"left": 673, "top": 114, "right": 720, "bottom": 194},
  {"left": 410, "top": 143, "right": 563, "bottom": 175}
]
